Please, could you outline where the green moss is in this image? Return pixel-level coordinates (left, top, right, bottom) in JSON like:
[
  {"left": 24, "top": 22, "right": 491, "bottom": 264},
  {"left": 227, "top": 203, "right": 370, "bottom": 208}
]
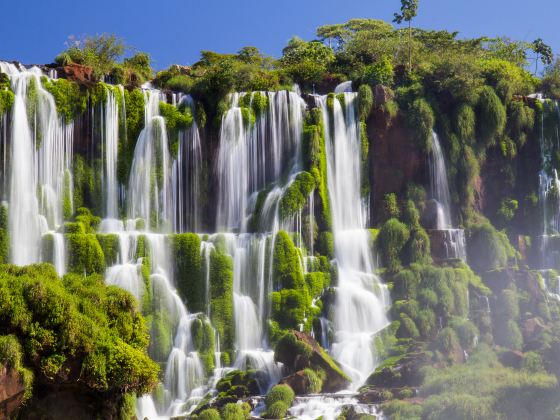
[
  {"left": 0, "top": 334, "right": 34, "bottom": 402},
  {"left": 476, "top": 86, "right": 506, "bottom": 147},
  {"left": 0, "top": 264, "right": 158, "bottom": 398},
  {"left": 240, "top": 106, "right": 256, "bottom": 128},
  {"left": 273, "top": 231, "right": 305, "bottom": 290},
  {"left": 209, "top": 249, "right": 234, "bottom": 359},
  {"left": 43, "top": 78, "right": 87, "bottom": 121},
  {"left": 191, "top": 315, "right": 216, "bottom": 373},
  {"left": 263, "top": 401, "right": 288, "bottom": 419},
  {"left": 118, "top": 89, "right": 145, "bottom": 185},
  {"left": 405, "top": 228, "right": 432, "bottom": 265},
  {"left": 317, "top": 231, "right": 334, "bottom": 260},
  {"left": 453, "top": 104, "right": 476, "bottom": 143},
  {"left": 222, "top": 403, "right": 247, "bottom": 420},
  {"left": 199, "top": 408, "right": 221, "bottom": 420},
  {"left": 358, "top": 84, "right": 374, "bottom": 121},
  {"left": 96, "top": 234, "right": 119, "bottom": 266},
  {"left": 271, "top": 289, "right": 308, "bottom": 330},
  {"left": 378, "top": 218, "right": 410, "bottom": 271},
  {"left": 265, "top": 384, "right": 295, "bottom": 408},
  {"left": 406, "top": 98, "right": 434, "bottom": 154},
  {"left": 305, "top": 272, "right": 328, "bottom": 298},
  {"left": 0, "top": 204, "right": 9, "bottom": 264},
  {"left": 279, "top": 171, "right": 316, "bottom": 220},
  {"left": 466, "top": 221, "right": 514, "bottom": 272},
  {"left": 0, "top": 89, "right": 14, "bottom": 115},
  {"left": 303, "top": 108, "right": 331, "bottom": 231},
  {"left": 66, "top": 233, "right": 106, "bottom": 275},
  {"left": 172, "top": 233, "right": 203, "bottom": 312}
]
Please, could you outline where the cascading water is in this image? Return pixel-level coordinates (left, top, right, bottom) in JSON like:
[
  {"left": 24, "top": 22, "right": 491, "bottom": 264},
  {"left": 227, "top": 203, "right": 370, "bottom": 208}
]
[
  {"left": 315, "top": 92, "right": 390, "bottom": 388},
  {"left": 428, "top": 131, "right": 467, "bottom": 261},
  {"left": 429, "top": 131, "right": 452, "bottom": 230},
  {"left": 172, "top": 95, "right": 203, "bottom": 233},
  {"left": 102, "top": 86, "right": 122, "bottom": 219},
  {"left": 127, "top": 89, "right": 172, "bottom": 231},
  {"left": 214, "top": 90, "right": 306, "bottom": 388},
  {"left": 0, "top": 62, "right": 73, "bottom": 273}
]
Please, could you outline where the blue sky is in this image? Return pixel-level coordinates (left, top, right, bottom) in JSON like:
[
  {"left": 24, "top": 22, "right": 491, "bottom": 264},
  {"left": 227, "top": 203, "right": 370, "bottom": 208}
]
[{"left": 1, "top": 0, "right": 558, "bottom": 70}]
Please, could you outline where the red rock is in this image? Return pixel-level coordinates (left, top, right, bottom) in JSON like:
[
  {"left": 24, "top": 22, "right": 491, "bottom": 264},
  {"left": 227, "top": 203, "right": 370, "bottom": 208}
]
[{"left": 0, "top": 366, "right": 26, "bottom": 418}]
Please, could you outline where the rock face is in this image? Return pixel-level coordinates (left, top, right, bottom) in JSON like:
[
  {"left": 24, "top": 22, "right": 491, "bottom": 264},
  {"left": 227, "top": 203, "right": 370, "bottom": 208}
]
[
  {"left": 275, "top": 331, "right": 350, "bottom": 393},
  {"left": 0, "top": 366, "right": 25, "bottom": 419},
  {"left": 57, "top": 63, "right": 95, "bottom": 85}
]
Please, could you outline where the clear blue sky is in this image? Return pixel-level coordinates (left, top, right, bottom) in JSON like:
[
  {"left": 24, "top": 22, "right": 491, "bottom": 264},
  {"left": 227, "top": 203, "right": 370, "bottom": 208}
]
[{"left": 1, "top": 0, "right": 558, "bottom": 70}]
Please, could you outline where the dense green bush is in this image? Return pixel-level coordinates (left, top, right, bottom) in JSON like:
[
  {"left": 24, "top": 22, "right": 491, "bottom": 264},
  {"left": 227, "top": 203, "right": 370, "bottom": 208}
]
[
  {"left": 406, "top": 99, "right": 435, "bottom": 154},
  {"left": 0, "top": 264, "right": 158, "bottom": 398},
  {"left": 378, "top": 218, "right": 410, "bottom": 271},
  {"left": 453, "top": 104, "right": 475, "bottom": 143},
  {"left": 172, "top": 233, "right": 203, "bottom": 312},
  {"left": 265, "top": 384, "right": 295, "bottom": 408},
  {"left": 476, "top": 86, "right": 506, "bottom": 147},
  {"left": 466, "top": 222, "right": 510, "bottom": 272}
]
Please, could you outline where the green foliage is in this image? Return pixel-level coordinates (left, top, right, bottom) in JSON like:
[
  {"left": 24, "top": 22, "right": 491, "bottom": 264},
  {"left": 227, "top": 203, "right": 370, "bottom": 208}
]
[
  {"left": 274, "top": 331, "right": 313, "bottom": 367},
  {"left": 42, "top": 78, "right": 87, "bottom": 121},
  {"left": 358, "top": 84, "right": 374, "bottom": 121},
  {"left": 273, "top": 231, "right": 305, "bottom": 290},
  {"left": 420, "top": 345, "right": 558, "bottom": 420},
  {"left": 453, "top": 104, "right": 475, "bottom": 143},
  {"left": 0, "top": 80, "right": 15, "bottom": 115},
  {"left": 303, "top": 109, "right": 331, "bottom": 230},
  {"left": 265, "top": 384, "right": 295, "bottom": 408},
  {"left": 381, "top": 400, "right": 422, "bottom": 420},
  {"left": 0, "top": 264, "right": 158, "bottom": 397},
  {"left": 173, "top": 234, "right": 203, "bottom": 312},
  {"left": 280, "top": 37, "right": 335, "bottom": 84},
  {"left": 0, "top": 204, "right": 9, "bottom": 264},
  {"left": 303, "top": 368, "right": 323, "bottom": 393},
  {"left": 209, "top": 249, "right": 234, "bottom": 358},
  {"left": 497, "top": 198, "right": 519, "bottom": 226},
  {"left": 378, "top": 218, "right": 410, "bottom": 271},
  {"left": 466, "top": 221, "right": 515, "bottom": 272},
  {"left": 383, "top": 193, "right": 400, "bottom": 220},
  {"left": 199, "top": 408, "right": 221, "bottom": 420},
  {"left": 222, "top": 403, "right": 248, "bottom": 420},
  {"left": 406, "top": 227, "right": 432, "bottom": 265},
  {"left": 66, "top": 233, "right": 105, "bottom": 275},
  {"left": 55, "top": 34, "right": 127, "bottom": 80},
  {"left": 406, "top": 99, "right": 434, "bottom": 153},
  {"left": 263, "top": 401, "right": 289, "bottom": 419},
  {"left": 279, "top": 172, "right": 316, "bottom": 220},
  {"left": 476, "top": 86, "right": 506, "bottom": 147},
  {"left": 0, "top": 334, "right": 34, "bottom": 401},
  {"left": 436, "top": 327, "right": 461, "bottom": 356},
  {"left": 362, "top": 56, "right": 394, "bottom": 87}
]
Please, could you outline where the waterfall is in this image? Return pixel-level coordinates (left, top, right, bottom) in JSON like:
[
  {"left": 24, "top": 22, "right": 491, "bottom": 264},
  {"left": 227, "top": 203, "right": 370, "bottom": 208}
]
[
  {"left": 0, "top": 62, "right": 73, "bottom": 268},
  {"left": 103, "top": 86, "right": 122, "bottom": 219},
  {"left": 315, "top": 93, "right": 390, "bottom": 388},
  {"left": 127, "top": 89, "right": 172, "bottom": 231},
  {"left": 429, "top": 131, "right": 452, "bottom": 229},
  {"left": 172, "top": 95, "right": 203, "bottom": 233},
  {"left": 428, "top": 131, "right": 467, "bottom": 261}
]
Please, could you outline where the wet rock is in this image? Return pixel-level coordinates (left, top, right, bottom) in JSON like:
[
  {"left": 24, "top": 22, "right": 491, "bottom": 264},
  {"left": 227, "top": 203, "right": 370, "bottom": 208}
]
[
  {"left": 275, "top": 331, "right": 350, "bottom": 393},
  {"left": 365, "top": 347, "right": 428, "bottom": 389},
  {"left": 279, "top": 370, "right": 309, "bottom": 395},
  {"left": 0, "top": 366, "right": 25, "bottom": 418}
]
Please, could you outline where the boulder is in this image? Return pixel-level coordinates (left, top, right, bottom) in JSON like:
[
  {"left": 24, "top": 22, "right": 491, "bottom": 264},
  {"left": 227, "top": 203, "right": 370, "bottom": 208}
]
[
  {"left": 279, "top": 371, "right": 309, "bottom": 395},
  {"left": 366, "top": 347, "right": 428, "bottom": 389},
  {"left": 275, "top": 331, "right": 350, "bottom": 393},
  {"left": 499, "top": 350, "right": 525, "bottom": 369}
]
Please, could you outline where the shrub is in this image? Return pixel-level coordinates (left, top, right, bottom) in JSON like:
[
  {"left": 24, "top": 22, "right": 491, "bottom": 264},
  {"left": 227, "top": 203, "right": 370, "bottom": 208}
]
[
  {"left": 378, "top": 218, "right": 410, "bottom": 271},
  {"left": 303, "top": 368, "right": 323, "bottom": 393},
  {"left": 476, "top": 86, "right": 506, "bottom": 147},
  {"left": 466, "top": 222, "right": 508, "bottom": 272},
  {"left": 383, "top": 193, "right": 400, "bottom": 220},
  {"left": 453, "top": 104, "right": 475, "bottom": 143},
  {"left": 358, "top": 84, "right": 374, "bottom": 121},
  {"left": 263, "top": 401, "right": 289, "bottom": 419},
  {"left": 406, "top": 228, "right": 432, "bottom": 265},
  {"left": 265, "top": 384, "right": 295, "bottom": 408},
  {"left": 362, "top": 56, "right": 394, "bottom": 87},
  {"left": 199, "top": 408, "right": 221, "bottom": 420},
  {"left": 436, "top": 327, "right": 461, "bottom": 356},
  {"left": 406, "top": 99, "right": 435, "bottom": 154},
  {"left": 222, "top": 403, "right": 247, "bottom": 420}
]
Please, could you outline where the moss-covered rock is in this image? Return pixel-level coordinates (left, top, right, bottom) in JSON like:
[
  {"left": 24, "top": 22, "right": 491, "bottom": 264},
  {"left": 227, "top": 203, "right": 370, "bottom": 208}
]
[
  {"left": 172, "top": 233, "right": 203, "bottom": 312},
  {"left": 278, "top": 172, "right": 316, "bottom": 220},
  {"left": 209, "top": 249, "right": 234, "bottom": 360}
]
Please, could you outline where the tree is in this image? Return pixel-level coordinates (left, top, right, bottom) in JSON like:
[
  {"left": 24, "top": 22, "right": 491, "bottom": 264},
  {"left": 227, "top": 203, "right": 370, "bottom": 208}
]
[
  {"left": 393, "top": 0, "right": 419, "bottom": 71},
  {"left": 532, "top": 38, "right": 553, "bottom": 75}
]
